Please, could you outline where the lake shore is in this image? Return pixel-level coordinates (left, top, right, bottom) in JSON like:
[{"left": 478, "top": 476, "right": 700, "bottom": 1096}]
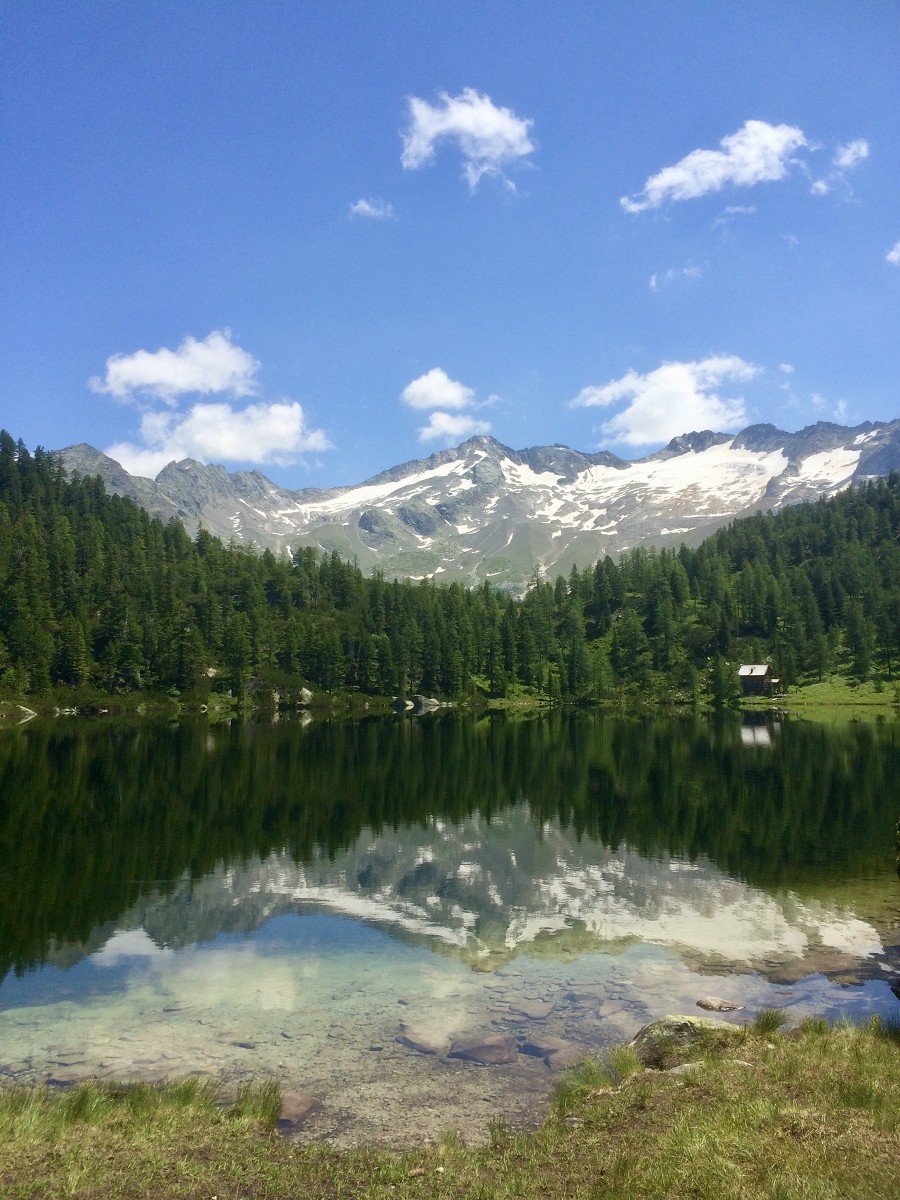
[
  {"left": 2, "top": 668, "right": 898, "bottom": 727},
  {"left": 2, "top": 1014, "right": 899, "bottom": 1199}
]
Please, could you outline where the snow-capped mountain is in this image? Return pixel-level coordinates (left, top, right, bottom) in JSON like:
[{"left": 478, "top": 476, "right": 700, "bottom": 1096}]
[{"left": 59, "top": 418, "right": 900, "bottom": 590}]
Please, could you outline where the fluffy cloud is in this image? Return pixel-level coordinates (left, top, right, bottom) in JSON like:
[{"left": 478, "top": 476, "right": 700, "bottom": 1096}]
[
  {"left": 415, "top": 411, "right": 492, "bottom": 444},
  {"left": 886, "top": 240, "right": 900, "bottom": 266},
  {"left": 621, "top": 120, "right": 807, "bottom": 213},
  {"left": 350, "top": 198, "right": 395, "bottom": 219},
  {"left": 105, "top": 401, "right": 332, "bottom": 478},
  {"left": 90, "top": 330, "right": 259, "bottom": 403},
  {"left": 400, "top": 367, "right": 491, "bottom": 443},
  {"left": 401, "top": 367, "right": 475, "bottom": 411},
  {"left": 401, "top": 88, "right": 535, "bottom": 190},
  {"left": 571, "top": 356, "right": 759, "bottom": 446}
]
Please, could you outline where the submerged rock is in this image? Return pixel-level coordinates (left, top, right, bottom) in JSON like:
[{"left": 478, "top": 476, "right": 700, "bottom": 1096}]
[
  {"left": 518, "top": 1034, "right": 572, "bottom": 1059},
  {"left": 448, "top": 1034, "right": 518, "bottom": 1065},
  {"left": 545, "top": 1046, "right": 586, "bottom": 1072},
  {"left": 629, "top": 1015, "right": 744, "bottom": 1070},
  {"left": 279, "top": 1091, "right": 317, "bottom": 1130},
  {"left": 396, "top": 1029, "right": 452, "bottom": 1057},
  {"left": 519, "top": 1033, "right": 584, "bottom": 1071},
  {"left": 509, "top": 1000, "right": 554, "bottom": 1021}
]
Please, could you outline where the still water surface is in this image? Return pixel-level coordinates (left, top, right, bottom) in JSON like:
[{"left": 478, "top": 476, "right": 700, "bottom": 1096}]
[{"left": 1, "top": 712, "right": 898, "bottom": 1145}]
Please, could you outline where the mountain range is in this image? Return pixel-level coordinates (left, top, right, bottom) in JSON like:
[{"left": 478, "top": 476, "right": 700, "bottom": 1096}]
[{"left": 59, "top": 418, "right": 900, "bottom": 591}]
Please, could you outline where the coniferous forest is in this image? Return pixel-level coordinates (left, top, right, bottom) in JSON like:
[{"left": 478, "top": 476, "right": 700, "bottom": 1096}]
[{"left": 1, "top": 430, "right": 899, "bottom": 706}]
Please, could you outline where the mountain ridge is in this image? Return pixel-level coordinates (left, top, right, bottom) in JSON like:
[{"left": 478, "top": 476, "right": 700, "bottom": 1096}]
[{"left": 58, "top": 418, "right": 900, "bottom": 590}]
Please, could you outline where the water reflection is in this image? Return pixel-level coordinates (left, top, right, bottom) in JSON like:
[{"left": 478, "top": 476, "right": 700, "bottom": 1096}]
[{"left": 0, "top": 712, "right": 898, "bottom": 1144}]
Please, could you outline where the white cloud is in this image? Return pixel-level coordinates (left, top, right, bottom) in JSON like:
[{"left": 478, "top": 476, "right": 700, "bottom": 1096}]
[
  {"left": 400, "top": 366, "right": 492, "bottom": 443},
  {"left": 712, "top": 204, "right": 757, "bottom": 228},
  {"left": 571, "top": 356, "right": 759, "bottom": 446},
  {"left": 812, "top": 138, "right": 869, "bottom": 196},
  {"left": 621, "top": 120, "right": 807, "bottom": 213},
  {"left": 834, "top": 139, "right": 868, "bottom": 170},
  {"left": 89, "top": 330, "right": 260, "bottom": 403},
  {"left": 105, "top": 400, "right": 332, "bottom": 478},
  {"left": 401, "top": 367, "right": 475, "bottom": 411},
  {"left": 416, "top": 411, "right": 492, "bottom": 443},
  {"left": 350, "top": 198, "right": 395, "bottom": 219},
  {"left": 778, "top": 363, "right": 794, "bottom": 374},
  {"left": 649, "top": 265, "right": 702, "bottom": 291},
  {"left": 401, "top": 88, "right": 535, "bottom": 190},
  {"left": 887, "top": 240, "right": 900, "bottom": 266}
]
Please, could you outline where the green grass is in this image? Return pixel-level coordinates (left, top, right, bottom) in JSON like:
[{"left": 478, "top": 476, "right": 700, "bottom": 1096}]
[
  {"left": 772, "top": 674, "right": 900, "bottom": 717},
  {"left": 749, "top": 1006, "right": 790, "bottom": 1035},
  {"left": 2, "top": 1018, "right": 900, "bottom": 1198}
]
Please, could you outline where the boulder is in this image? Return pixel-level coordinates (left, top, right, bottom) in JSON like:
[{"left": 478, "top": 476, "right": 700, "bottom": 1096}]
[
  {"left": 696, "top": 997, "right": 743, "bottom": 1013},
  {"left": 629, "top": 1015, "right": 744, "bottom": 1070},
  {"left": 448, "top": 1034, "right": 518, "bottom": 1065}
]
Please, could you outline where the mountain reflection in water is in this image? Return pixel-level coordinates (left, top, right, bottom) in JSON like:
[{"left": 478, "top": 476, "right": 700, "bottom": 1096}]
[{"left": 1, "top": 712, "right": 898, "bottom": 1145}]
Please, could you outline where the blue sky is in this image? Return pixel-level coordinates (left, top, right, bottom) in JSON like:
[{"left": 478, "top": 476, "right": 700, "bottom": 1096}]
[{"left": 2, "top": 1, "right": 898, "bottom": 488}]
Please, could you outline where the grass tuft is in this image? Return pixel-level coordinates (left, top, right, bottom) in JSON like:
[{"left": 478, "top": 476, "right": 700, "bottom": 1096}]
[
  {"left": 551, "top": 1055, "right": 613, "bottom": 1116},
  {"left": 797, "top": 1014, "right": 831, "bottom": 1037},
  {"left": 870, "top": 1013, "right": 900, "bottom": 1045},
  {"left": 750, "top": 1006, "right": 789, "bottom": 1035},
  {"left": 228, "top": 1078, "right": 282, "bottom": 1127},
  {"left": 606, "top": 1044, "right": 643, "bottom": 1082}
]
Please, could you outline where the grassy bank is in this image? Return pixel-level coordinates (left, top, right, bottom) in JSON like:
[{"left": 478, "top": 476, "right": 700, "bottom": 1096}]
[
  {"left": 757, "top": 674, "right": 900, "bottom": 722},
  {"left": 2, "top": 1015, "right": 899, "bottom": 1199}
]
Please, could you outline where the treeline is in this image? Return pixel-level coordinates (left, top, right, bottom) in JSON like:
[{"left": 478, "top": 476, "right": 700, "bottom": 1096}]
[{"left": 1, "top": 429, "right": 899, "bottom": 704}]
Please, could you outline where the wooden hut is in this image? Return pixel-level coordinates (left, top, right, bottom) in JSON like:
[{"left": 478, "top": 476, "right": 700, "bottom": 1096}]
[{"left": 737, "top": 664, "right": 776, "bottom": 697}]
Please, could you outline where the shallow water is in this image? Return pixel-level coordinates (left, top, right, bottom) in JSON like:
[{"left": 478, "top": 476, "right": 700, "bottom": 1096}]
[{"left": 1, "top": 712, "right": 898, "bottom": 1146}]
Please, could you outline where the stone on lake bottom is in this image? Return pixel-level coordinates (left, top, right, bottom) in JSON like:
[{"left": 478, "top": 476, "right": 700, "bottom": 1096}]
[
  {"left": 396, "top": 1030, "right": 452, "bottom": 1057},
  {"left": 519, "top": 1034, "right": 573, "bottom": 1059},
  {"left": 696, "top": 997, "right": 743, "bottom": 1013},
  {"left": 544, "top": 1046, "right": 585, "bottom": 1072},
  {"left": 448, "top": 1034, "right": 518, "bottom": 1065},
  {"left": 509, "top": 1000, "right": 554, "bottom": 1021},
  {"left": 279, "top": 1091, "right": 317, "bottom": 1129}
]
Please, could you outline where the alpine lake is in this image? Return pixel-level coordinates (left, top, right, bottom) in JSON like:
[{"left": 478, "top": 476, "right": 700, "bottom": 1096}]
[{"left": 1, "top": 709, "right": 899, "bottom": 1147}]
